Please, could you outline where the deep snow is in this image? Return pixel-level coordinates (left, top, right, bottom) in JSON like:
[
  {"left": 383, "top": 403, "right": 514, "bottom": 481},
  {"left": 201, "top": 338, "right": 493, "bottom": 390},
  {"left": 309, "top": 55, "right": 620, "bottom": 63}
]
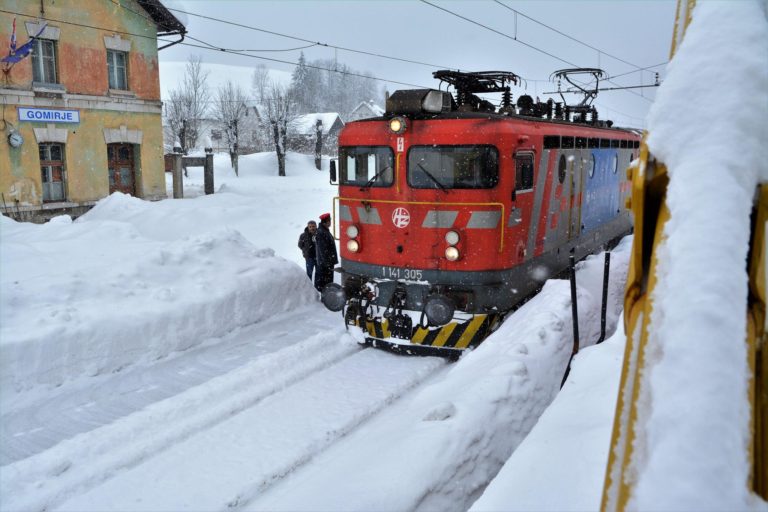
[{"left": 2, "top": 151, "right": 632, "bottom": 511}]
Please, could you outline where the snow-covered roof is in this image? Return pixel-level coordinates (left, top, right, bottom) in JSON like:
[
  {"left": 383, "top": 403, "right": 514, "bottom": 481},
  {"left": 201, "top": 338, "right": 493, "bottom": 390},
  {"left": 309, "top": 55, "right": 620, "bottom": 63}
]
[
  {"left": 350, "top": 101, "right": 384, "bottom": 117},
  {"left": 288, "top": 113, "right": 343, "bottom": 136}
]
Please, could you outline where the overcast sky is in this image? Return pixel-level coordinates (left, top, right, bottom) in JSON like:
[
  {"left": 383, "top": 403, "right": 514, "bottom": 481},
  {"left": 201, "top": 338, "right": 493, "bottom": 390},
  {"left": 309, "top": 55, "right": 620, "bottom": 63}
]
[{"left": 159, "top": 1, "right": 678, "bottom": 128}]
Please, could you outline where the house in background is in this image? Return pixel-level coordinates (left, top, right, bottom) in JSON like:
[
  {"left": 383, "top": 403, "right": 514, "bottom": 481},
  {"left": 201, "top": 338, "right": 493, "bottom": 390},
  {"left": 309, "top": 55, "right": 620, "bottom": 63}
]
[
  {"left": 0, "top": 0, "right": 184, "bottom": 222},
  {"left": 287, "top": 112, "right": 344, "bottom": 156},
  {"left": 346, "top": 100, "right": 385, "bottom": 122}
]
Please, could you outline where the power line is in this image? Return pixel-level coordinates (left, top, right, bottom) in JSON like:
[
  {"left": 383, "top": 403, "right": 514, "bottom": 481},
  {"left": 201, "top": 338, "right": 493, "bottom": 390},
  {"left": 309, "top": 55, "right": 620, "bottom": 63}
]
[
  {"left": 419, "top": 0, "right": 579, "bottom": 68},
  {"left": 165, "top": 6, "right": 462, "bottom": 72},
  {"left": 158, "top": 39, "right": 429, "bottom": 89},
  {"left": 492, "top": 0, "right": 667, "bottom": 73},
  {"left": 107, "top": 0, "right": 321, "bottom": 54},
  {"left": 0, "top": 8, "right": 429, "bottom": 90},
  {"left": 185, "top": 34, "right": 319, "bottom": 53},
  {"left": 419, "top": 0, "right": 653, "bottom": 103}
]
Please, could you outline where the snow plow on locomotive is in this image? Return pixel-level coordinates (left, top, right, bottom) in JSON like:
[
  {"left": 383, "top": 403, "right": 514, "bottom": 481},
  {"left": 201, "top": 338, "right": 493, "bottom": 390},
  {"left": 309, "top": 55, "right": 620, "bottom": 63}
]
[{"left": 321, "top": 70, "right": 641, "bottom": 358}]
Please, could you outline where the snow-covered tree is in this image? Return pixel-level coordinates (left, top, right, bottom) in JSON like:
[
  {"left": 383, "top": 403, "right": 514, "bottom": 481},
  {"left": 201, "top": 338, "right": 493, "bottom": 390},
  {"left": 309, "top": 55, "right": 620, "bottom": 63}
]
[
  {"left": 163, "top": 56, "right": 210, "bottom": 154},
  {"left": 261, "top": 83, "right": 296, "bottom": 177},
  {"left": 212, "top": 81, "right": 249, "bottom": 176}
]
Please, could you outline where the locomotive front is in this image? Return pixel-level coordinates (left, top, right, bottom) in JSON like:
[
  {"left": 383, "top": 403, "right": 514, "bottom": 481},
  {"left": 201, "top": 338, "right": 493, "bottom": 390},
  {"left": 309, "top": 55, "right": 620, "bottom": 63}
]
[
  {"left": 322, "top": 85, "right": 526, "bottom": 358},
  {"left": 321, "top": 70, "right": 637, "bottom": 358}
]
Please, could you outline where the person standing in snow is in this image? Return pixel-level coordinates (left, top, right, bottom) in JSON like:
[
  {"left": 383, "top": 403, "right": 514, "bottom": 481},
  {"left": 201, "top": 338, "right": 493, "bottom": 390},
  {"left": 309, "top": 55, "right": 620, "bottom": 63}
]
[
  {"left": 314, "top": 213, "right": 338, "bottom": 291},
  {"left": 298, "top": 220, "right": 317, "bottom": 281}
]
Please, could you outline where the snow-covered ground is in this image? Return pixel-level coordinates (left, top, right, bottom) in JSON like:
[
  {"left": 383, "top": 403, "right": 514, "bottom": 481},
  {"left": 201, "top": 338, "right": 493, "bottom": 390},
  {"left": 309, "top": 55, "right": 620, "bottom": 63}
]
[{"left": 2, "top": 151, "right": 632, "bottom": 511}]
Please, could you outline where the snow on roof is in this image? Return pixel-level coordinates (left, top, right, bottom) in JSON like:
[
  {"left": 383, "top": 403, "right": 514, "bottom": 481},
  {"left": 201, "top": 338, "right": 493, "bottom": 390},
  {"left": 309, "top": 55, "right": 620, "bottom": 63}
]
[
  {"left": 288, "top": 113, "right": 343, "bottom": 136},
  {"left": 351, "top": 100, "right": 384, "bottom": 116}
]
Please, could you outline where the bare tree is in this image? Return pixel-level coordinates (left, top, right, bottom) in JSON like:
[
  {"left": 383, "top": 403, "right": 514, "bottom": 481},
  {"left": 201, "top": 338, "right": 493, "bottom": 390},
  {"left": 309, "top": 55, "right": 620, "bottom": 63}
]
[
  {"left": 261, "top": 83, "right": 296, "bottom": 177},
  {"left": 251, "top": 64, "right": 270, "bottom": 105},
  {"left": 182, "top": 56, "right": 211, "bottom": 150},
  {"left": 212, "top": 81, "right": 249, "bottom": 176},
  {"left": 163, "top": 56, "right": 210, "bottom": 155}
]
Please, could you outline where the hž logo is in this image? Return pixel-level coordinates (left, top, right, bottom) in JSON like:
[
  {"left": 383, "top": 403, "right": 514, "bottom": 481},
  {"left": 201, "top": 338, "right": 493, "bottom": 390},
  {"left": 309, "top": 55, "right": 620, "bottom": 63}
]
[{"left": 392, "top": 207, "right": 410, "bottom": 228}]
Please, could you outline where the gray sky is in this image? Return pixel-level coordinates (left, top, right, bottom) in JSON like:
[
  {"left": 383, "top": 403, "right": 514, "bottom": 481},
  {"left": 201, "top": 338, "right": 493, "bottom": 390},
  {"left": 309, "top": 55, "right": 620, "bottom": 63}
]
[{"left": 160, "top": 1, "right": 678, "bottom": 128}]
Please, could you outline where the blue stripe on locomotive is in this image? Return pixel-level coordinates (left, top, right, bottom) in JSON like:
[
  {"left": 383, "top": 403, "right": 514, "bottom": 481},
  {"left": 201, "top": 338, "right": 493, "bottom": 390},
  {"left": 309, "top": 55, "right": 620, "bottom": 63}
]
[{"left": 581, "top": 149, "right": 621, "bottom": 233}]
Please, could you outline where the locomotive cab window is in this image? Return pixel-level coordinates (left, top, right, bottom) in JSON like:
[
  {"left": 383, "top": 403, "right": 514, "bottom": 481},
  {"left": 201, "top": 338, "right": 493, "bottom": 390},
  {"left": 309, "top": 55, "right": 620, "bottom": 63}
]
[
  {"left": 515, "top": 153, "right": 535, "bottom": 192},
  {"left": 339, "top": 146, "right": 394, "bottom": 187},
  {"left": 407, "top": 145, "right": 498, "bottom": 189}
]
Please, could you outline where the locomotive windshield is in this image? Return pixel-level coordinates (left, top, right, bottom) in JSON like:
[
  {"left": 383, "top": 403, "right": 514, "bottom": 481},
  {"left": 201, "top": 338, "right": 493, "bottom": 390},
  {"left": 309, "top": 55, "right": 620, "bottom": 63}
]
[
  {"left": 407, "top": 146, "right": 499, "bottom": 189},
  {"left": 339, "top": 146, "right": 394, "bottom": 188}
]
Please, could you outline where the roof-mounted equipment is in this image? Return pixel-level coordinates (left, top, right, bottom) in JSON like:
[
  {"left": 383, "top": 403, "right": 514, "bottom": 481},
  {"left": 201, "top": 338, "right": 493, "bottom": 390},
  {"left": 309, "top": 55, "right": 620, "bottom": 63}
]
[
  {"left": 385, "top": 89, "right": 455, "bottom": 116},
  {"left": 433, "top": 70, "right": 519, "bottom": 114},
  {"left": 549, "top": 68, "right": 605, "bottom": 125}
]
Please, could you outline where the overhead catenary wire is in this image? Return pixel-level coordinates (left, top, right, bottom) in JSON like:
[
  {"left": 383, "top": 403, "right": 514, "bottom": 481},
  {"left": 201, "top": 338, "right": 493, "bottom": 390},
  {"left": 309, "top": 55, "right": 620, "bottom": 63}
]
[
  {"left": 165, "top": 6, "right": 463, "bottom": 72},
  {"left": 0, "top": 8, "right": 431, "bottom": 90},
  {"left": 1, "top": 6, "right": 651, "bottom": 125},
  {"left": 419, "top": 0, "right": 654, "bottom": 103},
  {"left": 492, "top": 0, "right": 668, "bottom": 73}
]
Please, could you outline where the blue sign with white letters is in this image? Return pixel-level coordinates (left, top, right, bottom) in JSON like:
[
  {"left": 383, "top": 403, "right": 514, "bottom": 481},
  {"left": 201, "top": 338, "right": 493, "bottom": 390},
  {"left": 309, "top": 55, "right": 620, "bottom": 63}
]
[{"left": 18, "top": 107, "right": 80, "bottom": 124}]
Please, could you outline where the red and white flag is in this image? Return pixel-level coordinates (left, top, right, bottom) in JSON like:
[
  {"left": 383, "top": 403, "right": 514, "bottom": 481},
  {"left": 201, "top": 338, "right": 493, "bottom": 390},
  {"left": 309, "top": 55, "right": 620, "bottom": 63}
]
[{"left": 9, "top": 17, "right": 16, "bottom": 55}]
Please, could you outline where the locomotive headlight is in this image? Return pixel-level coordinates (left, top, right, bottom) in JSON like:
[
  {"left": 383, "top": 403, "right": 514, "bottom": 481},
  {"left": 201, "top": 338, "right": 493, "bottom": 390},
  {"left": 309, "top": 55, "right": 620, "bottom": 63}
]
[
  {"left": 445, "top": 230, "right": 460, "bottom": 246},
  {"left": 347, "top": 239, "right": 360, "bottom": 253},
  {"left": 389, "top": 116, "right": 407, "bottom": 134},
  {"left": 346, "top": 224, "right": 359, "bottom": 239},
  {"left": 445, "top": 246, "right": 460, "bottom": 261}
]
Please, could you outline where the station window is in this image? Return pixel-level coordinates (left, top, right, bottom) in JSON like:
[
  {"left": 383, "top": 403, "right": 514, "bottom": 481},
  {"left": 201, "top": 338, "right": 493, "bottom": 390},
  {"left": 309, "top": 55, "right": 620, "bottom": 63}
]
[
  {"left": 107, "top": 50, "right": 128, "bottom": 90},
  {"left": 408, "top": 145, "right": 498, "bottom": 189},
  {"left": 32, "top": 39, "right": 57, "bottom": 84},
  {"left": 515, "top": 153, "right": 534, "bottom": 192},
  {"left": 340, "top": 146, "right": 394, "bottom": 187},
  {"left": 39, "top": 143, "right": 66, "bottom": 202}
]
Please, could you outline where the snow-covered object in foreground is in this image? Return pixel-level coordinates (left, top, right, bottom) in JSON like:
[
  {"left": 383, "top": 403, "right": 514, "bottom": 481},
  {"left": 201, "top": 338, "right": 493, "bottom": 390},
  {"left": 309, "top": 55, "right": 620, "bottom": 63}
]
[
  {"left": 632, "top": 1, "right": 768, "bottom": 509},
  {"left": 471, "top": 320, "right": 628, "bottom": 511},
  {"left": 0, "top": 192, "right": 317, "bottom": 392}
]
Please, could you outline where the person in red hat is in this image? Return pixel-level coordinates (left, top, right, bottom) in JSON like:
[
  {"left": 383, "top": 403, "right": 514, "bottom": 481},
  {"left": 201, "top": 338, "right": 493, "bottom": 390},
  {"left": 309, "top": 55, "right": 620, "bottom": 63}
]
[{"left": 314, "top": 213, "right": 338, "bottom": 291}]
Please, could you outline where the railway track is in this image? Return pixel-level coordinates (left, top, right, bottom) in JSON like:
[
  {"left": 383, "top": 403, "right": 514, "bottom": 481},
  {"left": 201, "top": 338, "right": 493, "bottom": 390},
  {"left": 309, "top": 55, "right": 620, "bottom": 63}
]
[
  {"left": 2, "top": 243, "right": 630, "bottom": 512},
  {"left": 1, "top": 306, "right": 449, "bottom": 512}
]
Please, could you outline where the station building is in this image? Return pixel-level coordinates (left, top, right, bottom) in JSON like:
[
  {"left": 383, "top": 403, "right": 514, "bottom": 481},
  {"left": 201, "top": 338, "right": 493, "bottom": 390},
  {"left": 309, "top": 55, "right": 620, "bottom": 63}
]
[{"left": 0, "top": 0, "right": 185, "bottom": 221}]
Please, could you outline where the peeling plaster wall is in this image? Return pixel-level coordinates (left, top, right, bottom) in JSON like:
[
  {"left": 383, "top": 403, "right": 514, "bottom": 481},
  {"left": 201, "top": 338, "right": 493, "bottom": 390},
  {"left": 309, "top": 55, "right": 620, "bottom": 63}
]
[{"left": 0, "top": 0, "right": 168, "bottom": 214}]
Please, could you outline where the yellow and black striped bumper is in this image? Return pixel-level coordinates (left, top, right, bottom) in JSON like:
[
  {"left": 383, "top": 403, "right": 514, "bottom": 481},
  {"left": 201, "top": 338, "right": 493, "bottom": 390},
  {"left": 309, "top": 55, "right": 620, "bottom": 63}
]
[{"left": 359, "top": 314, "right": 498, "bottom": 359}]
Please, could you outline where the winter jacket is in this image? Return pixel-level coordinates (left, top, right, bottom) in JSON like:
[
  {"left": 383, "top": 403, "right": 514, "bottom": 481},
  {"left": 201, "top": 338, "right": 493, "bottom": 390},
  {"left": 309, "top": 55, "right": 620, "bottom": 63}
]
[
  {"left": 298, "top": 227, "right": 316, "bottom": 259},
  {"left": 315, "top": 223, "right": 338, "bottom": 269}
]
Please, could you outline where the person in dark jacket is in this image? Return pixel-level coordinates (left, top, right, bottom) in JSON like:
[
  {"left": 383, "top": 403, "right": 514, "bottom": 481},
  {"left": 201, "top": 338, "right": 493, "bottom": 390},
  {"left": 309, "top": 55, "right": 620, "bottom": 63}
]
[
  {"left": 314, "top": 213, "right": 338, "bottom": 291},
  {"left": 298, "top": 220, "right": 317, "bottom": 280}
]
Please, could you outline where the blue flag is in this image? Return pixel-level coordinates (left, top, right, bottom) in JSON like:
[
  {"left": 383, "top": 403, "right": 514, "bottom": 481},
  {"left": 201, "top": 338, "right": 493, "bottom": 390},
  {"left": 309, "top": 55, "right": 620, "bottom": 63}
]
[{"left": 2, "top": 22, "right": 47, "bottom": 64}]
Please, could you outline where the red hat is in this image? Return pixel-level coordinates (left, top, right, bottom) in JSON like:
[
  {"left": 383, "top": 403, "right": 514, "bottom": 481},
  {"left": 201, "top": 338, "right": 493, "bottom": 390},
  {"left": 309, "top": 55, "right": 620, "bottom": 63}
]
[{"left": 319, "top": 213, "right": 331, "bottom": 221}]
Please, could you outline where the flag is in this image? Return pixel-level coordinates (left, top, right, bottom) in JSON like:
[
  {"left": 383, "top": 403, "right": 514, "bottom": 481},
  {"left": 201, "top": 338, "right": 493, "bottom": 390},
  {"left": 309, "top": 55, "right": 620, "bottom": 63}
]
[
  {"left": 9, "top": 17, "right": 16, "bottom": 55},
  {"left": 1, "top": 22, "right": 46, "bottom": 64}
]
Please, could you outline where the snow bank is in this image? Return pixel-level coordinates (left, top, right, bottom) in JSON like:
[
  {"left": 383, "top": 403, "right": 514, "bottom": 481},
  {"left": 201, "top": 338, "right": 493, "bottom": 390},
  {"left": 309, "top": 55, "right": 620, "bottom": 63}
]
[
  {"left": 634, "top": 2, "right": 768, "bottom": 509},
  {"left": 1, "top": 152, "right": 336, "bottom": 393},
  {"left": 1, "top": 196, "right": 315, "bottom": 392},
  {"left": 471, "top": 320, "right": 627, "bottom": 511}
]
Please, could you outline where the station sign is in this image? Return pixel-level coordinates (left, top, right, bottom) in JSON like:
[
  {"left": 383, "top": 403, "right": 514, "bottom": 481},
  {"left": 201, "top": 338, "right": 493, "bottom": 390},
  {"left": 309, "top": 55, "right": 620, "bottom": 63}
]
[{"left": 18, "top": 107, "right": 80, "bottom": 124}]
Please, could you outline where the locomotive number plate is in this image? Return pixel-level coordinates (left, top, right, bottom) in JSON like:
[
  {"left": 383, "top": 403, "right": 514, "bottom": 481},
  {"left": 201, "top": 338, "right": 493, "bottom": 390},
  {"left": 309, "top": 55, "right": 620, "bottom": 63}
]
[{"left": 381, "top": 266, "right": 423, "bottom": 280}]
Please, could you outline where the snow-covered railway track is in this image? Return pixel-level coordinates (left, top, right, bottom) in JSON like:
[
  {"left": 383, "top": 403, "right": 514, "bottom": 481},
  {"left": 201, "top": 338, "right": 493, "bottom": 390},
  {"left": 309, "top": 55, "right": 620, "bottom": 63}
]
[
  {"left": 1, "top": 306, "right": 339, "bottom": 465},
  {"left": 2, "top": 309, "right": 448, "bottom": 512}
]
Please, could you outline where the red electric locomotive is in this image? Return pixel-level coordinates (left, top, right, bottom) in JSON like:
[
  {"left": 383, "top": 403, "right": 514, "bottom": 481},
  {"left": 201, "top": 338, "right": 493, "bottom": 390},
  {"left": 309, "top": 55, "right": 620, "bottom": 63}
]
[{"left": 321, "top": 70, "right": 640, "bottom": 358}]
